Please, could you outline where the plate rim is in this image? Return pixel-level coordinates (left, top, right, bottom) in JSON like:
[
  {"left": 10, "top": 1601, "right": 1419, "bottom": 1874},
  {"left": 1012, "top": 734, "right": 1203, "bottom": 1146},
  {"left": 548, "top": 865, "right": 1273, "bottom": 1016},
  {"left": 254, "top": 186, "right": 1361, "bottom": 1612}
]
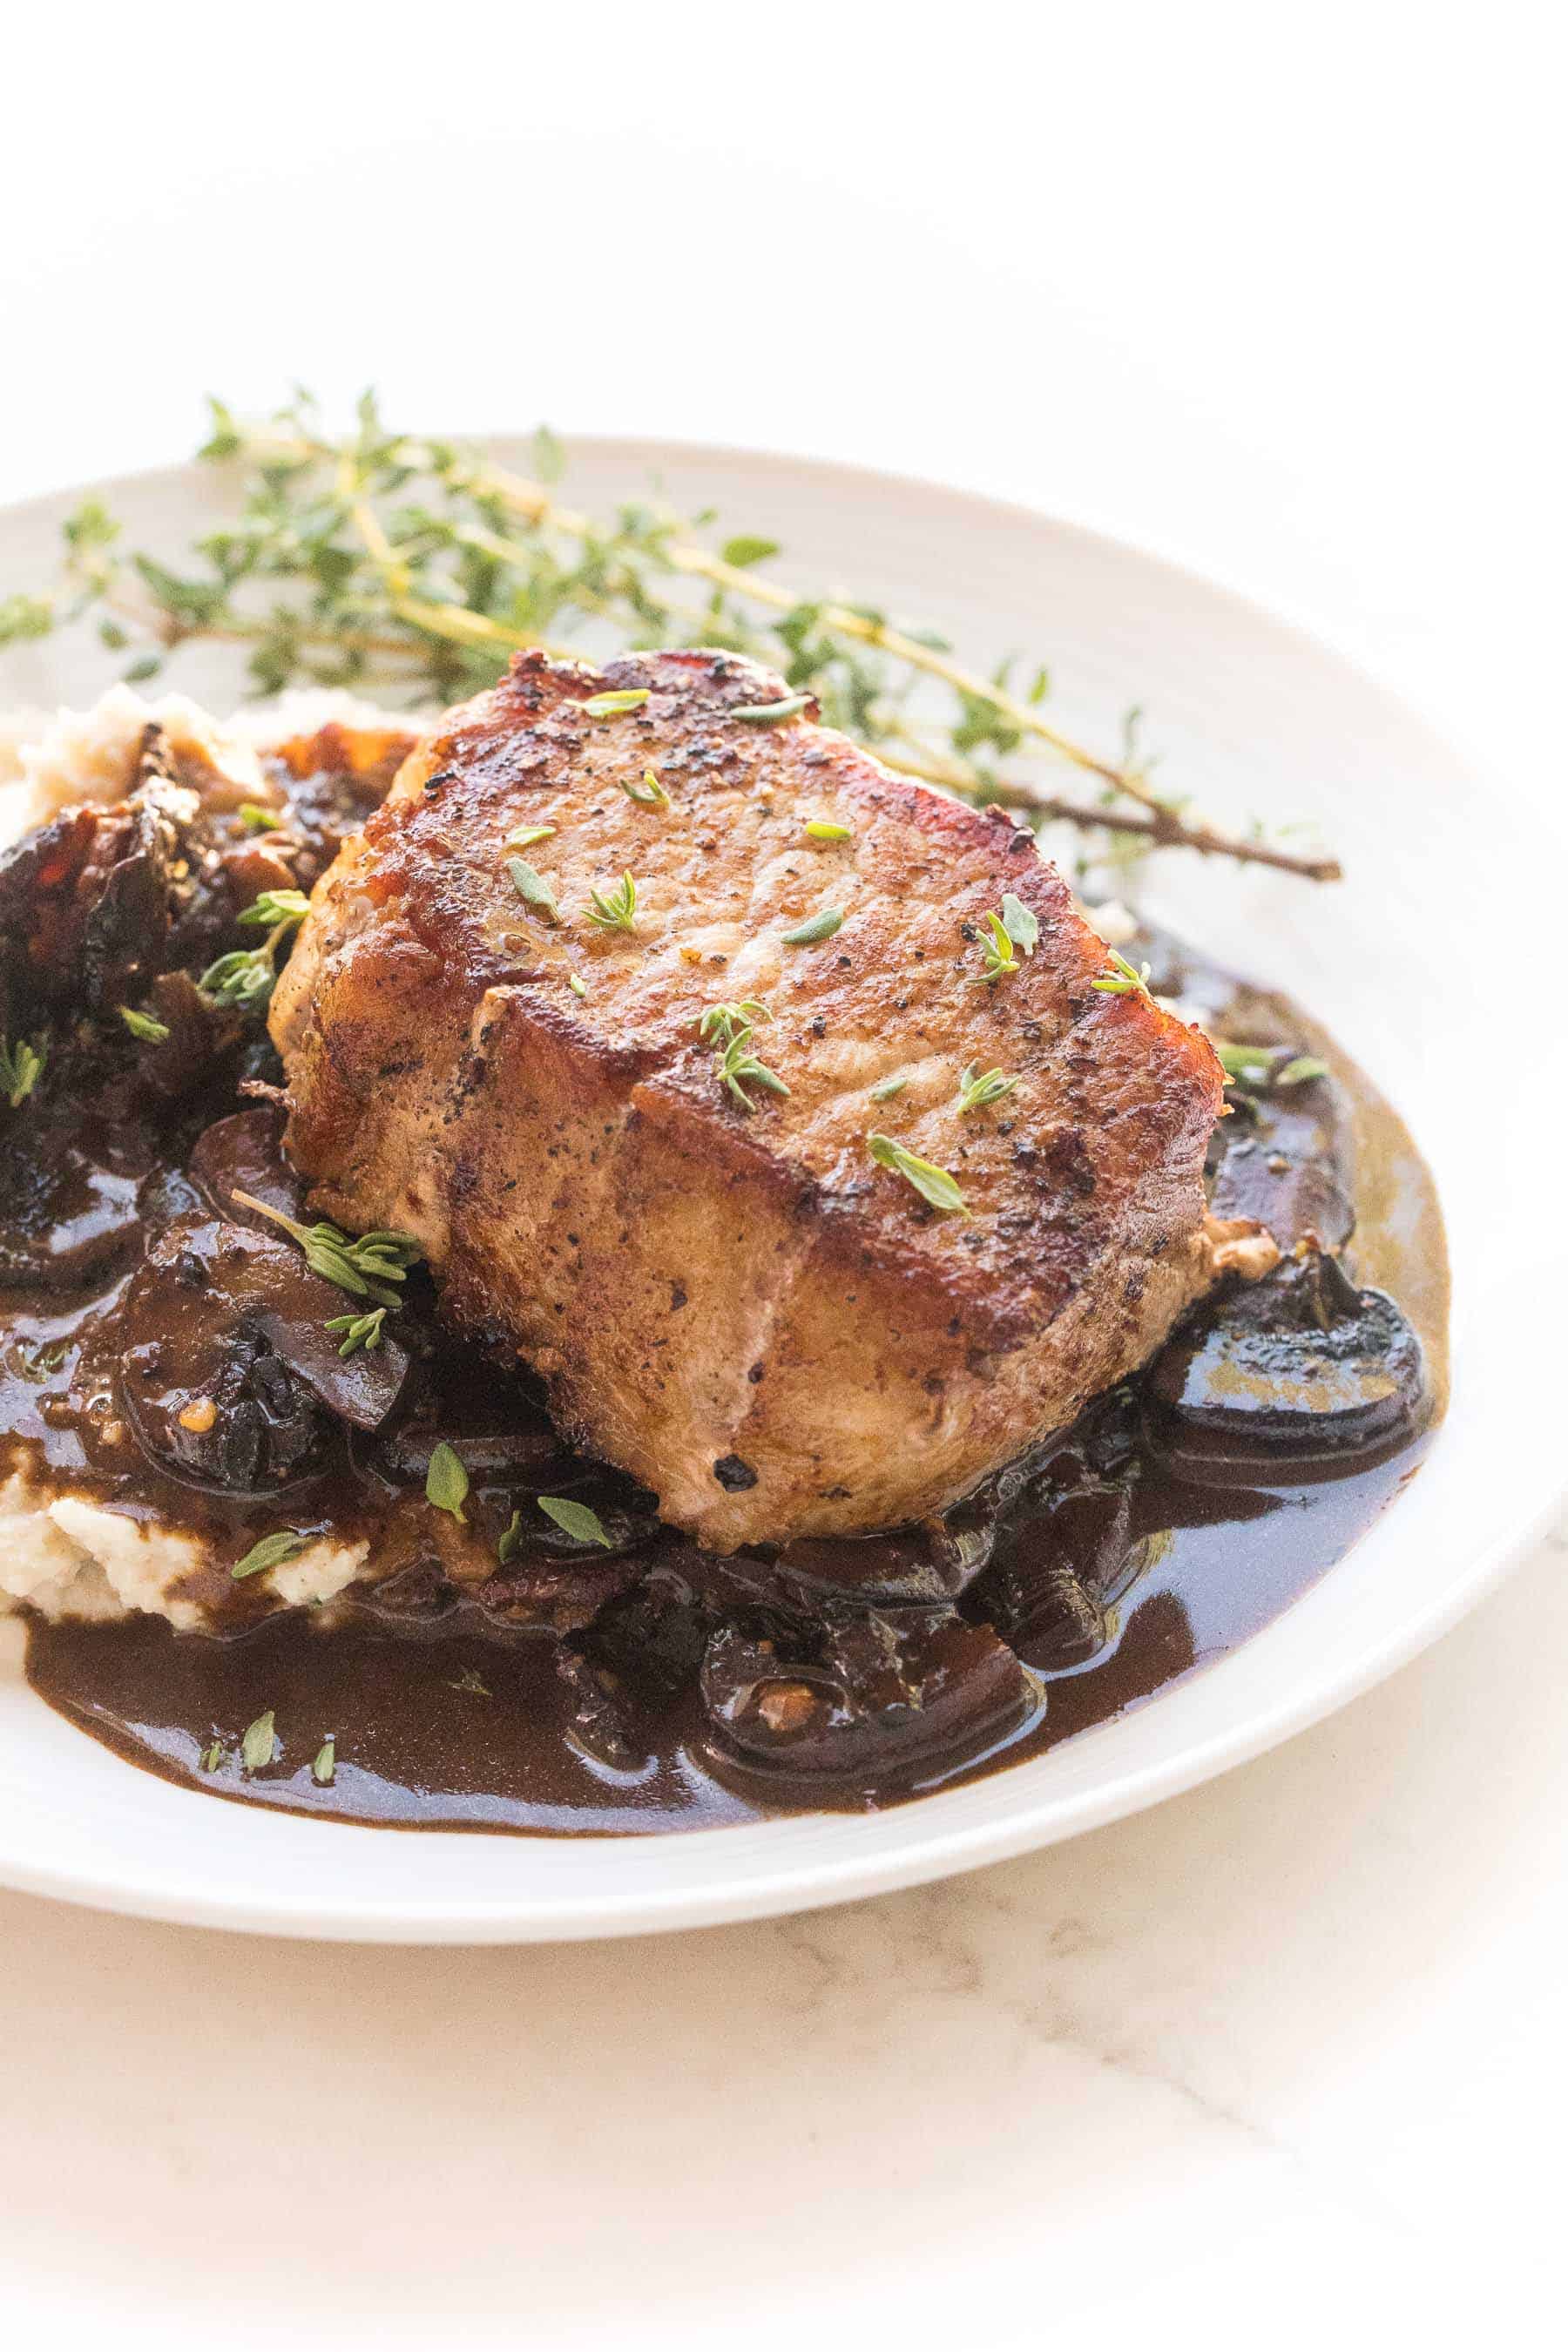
[{"left": 1, "top": 435, "right": 1561, "bottom": 1942}]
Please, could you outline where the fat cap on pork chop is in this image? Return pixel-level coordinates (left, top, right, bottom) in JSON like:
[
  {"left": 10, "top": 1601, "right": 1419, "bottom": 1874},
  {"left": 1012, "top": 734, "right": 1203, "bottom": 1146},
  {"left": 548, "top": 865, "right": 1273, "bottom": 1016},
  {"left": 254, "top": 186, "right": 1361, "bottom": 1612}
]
[{"left": 270, "top": 648, "right": 1258, "bottom": 1548}]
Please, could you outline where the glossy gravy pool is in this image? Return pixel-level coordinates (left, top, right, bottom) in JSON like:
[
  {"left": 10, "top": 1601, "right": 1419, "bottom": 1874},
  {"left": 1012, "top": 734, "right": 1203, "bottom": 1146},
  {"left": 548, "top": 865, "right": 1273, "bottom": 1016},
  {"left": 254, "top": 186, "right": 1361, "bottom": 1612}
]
[{"left": 13, "top": 949, "right": 1448, "bottom": 1835}]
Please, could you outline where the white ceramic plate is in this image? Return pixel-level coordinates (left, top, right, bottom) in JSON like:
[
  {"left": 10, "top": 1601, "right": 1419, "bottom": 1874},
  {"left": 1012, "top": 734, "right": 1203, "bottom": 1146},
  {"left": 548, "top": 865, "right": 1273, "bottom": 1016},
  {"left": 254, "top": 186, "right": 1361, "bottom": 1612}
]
[{"left": 1, "top": 441, "right": 1562, "bottom": 1942}]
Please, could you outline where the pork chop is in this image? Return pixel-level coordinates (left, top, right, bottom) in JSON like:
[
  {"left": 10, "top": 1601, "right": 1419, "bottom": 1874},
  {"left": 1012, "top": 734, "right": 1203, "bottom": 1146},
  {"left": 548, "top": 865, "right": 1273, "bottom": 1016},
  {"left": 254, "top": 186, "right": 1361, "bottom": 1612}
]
[{"left": 270, "top": 649, "right": 1254, "bottom": 1548}]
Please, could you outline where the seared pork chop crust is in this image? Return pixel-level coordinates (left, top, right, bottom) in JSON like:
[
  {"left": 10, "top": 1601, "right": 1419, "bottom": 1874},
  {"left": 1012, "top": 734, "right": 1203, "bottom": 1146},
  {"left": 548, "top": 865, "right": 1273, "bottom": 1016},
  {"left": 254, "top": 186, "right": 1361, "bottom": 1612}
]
[{"left": 271, "top": 650, "right": 1228, "bottom": 1546}]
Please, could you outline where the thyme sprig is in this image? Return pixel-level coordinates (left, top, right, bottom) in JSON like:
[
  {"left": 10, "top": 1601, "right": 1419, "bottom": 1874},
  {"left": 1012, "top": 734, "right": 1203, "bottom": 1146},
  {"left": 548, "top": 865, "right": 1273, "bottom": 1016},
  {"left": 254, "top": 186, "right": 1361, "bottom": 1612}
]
[
  {"left": 699, "top": 1000, "right": 789, "bottom": 1111},
  {"left": 970, "top": 909, "right": 1020, "bottom": 983},
  {"left": 1092, "top": 948, "right": 1153, "bottom": 998},
  {"left": 231, "top": 1189, "right": 423, "bottom": 1307},
  {"left": 199, "top": 933, "right": 287, "bottom": 1010},
  {"left": 324, "top": 1307, "right": 388, "bottom": 1356},
  {"left": 4, "top": 390, "right": 1339, "bottom": 885},
  {"left": 238, "top": 888, "right": 310, "bottom": 930},
  {"left": 586, "top": 871, "right": 639, "bottom": 933},
  {"left": 199, "top": 887, "right": 312, "bottom": 1010},
  {"left": 957, "top": 1064, "right": 1020, "bottom": 1114}
]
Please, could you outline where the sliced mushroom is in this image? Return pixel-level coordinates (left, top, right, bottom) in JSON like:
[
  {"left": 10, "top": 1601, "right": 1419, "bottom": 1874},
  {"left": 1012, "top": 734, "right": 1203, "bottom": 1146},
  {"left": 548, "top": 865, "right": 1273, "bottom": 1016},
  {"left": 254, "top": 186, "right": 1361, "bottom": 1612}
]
[
  {"left": 969, "top": 1450, "right": 1132, "bottom": 1666},
  {"left": 1209, "top": 1084, "right": 1355, "bottom": 1254},
  {"left": 188, "top": 1106, "right": 308, "bottom": 1227},
  {"left": 1146, "top": 1247, "right": 1428, "bottom": 1477},
  {"left": 700, "top": 1609, "right": 1034, "bottom": 1779},
  {"left": 370, "top": 1389, "right": 568, "bottom": 1491},
  {"left": 251, "top": 1299, "right": 410, "bottom": 1431},
  {"left": 117, "top": 1213, "right": 409, "bottom": 1490},
  {"left": 556, "top": 1643, "right": 646, "bottom": 1772}
]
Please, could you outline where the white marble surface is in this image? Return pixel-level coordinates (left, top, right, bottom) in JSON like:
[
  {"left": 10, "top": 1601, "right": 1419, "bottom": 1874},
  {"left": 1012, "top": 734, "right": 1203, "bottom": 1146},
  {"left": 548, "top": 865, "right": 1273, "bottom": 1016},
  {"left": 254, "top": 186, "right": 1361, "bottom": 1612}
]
[
  {"left": 2, "top": 1514, "right": 1561, "bottom": 2342},
  {"left": 3, "top": 7, "right": 1564, "bottom": 2340}
]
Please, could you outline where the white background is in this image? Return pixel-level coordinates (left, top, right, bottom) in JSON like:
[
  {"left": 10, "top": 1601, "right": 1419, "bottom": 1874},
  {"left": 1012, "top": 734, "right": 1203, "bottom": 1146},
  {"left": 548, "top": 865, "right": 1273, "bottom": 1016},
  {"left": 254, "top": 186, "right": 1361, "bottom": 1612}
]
[{"left": 3, "top": 4, "right": 1564, "bottom": 2344}]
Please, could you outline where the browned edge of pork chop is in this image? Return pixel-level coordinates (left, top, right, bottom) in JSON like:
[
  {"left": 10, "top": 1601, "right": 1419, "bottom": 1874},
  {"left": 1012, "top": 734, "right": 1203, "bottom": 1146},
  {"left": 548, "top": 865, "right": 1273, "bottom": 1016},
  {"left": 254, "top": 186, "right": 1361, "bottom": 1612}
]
[{"left": 271, "top": 648, "right": 1262, "bottom": 1548}]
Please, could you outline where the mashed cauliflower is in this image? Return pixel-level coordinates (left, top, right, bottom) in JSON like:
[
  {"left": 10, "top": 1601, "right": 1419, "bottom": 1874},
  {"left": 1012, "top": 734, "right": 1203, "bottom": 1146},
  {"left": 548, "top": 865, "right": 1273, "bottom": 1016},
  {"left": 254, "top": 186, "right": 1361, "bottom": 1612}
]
[{"left": 0, "top": 686, "right": 391, "bottom": 1628}]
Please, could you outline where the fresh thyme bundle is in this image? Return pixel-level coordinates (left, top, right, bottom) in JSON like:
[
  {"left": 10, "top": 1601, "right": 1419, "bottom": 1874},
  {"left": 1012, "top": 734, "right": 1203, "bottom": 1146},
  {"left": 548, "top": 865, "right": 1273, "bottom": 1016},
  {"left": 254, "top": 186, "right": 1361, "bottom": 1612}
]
[{"left": 1, "top": 391, "right": 1337, "bottom": 885}]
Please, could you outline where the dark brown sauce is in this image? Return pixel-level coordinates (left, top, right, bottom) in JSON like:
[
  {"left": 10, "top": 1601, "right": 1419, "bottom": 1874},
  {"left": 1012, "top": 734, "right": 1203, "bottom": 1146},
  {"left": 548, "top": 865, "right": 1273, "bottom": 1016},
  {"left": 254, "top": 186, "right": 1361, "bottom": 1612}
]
[
  {"left": 2, "top": 754, "right": 1449, "bottom": 1835},
  {"left": 25, "top": 1434, "right": 1428, "bottom": 1834}
]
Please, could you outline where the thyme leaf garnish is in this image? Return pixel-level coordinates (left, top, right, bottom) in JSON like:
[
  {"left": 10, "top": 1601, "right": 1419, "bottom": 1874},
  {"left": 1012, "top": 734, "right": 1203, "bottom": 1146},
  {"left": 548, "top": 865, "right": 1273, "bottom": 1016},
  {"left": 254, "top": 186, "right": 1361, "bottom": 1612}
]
[
  {"left": 1214, "top": 1042, "right": 1329, "bottom": 1093},
  {"left": 804, "top": 819, "right": 851, "bottom": 841},
  {"left": 720, "top": 535, "right": 781, "bottom": 568},
  {"left": 999, "top": 893, "right": 1039, "bottom": 957},
  {"left": 957, "top": 1064, "right": 1020, "bottom": 1114},
  {"left": 717, "top": 1031, "right": 790, "bottom": 1111},
  {"left": 199, "top": 888, "right": 310, "bottom": 1012},
  {"left": 312, "top": 1736, "right": 336, "bottom": 1785},
  {"left": 199, "top": 940, "right": 286, "bottom": 1010},
  {"left": 506, "top": 823, "right": 557, "bottom": 850},
  {"left": 232, "top": 1529, "right": 308, "bottom": 1581},
  {"left": 537, "top": 1495, "right": 614, "bottom": 1548},
  {"left": 781, "top": 906, "right": 843, "bottom": 947},
  {"left": 237, "top": 887, "right": 311, "bottom": 930},
  {"left": 569, "top": 972, "right": 588, "bottom": 998},
  {"left": 586, "top": 871, "right": 639, "bottom": 933},
  {"left": 1213, "top": 1041, "right": 1274, "bottom": 1087},
  {"left": 238, "top": 801, "right": 283, "bottom": 833},
  {"left": 240, "top": 1710, "right": 277, "bottom": 1772},
  {"left": 1092, "top": 948, "right": 1153, "bottom": 997},
  {"left": 869, "top": 1073, "right": 909, "bottom": 1102},
  {"left": 866, "top": 1132, "right": 971, "bottom": 1216},
  {"left": 623, "top": 767, "right": 670, "bottom": 808},
  {"left": 324, "top": 1307, "right": 387, "bottom": 1356},
  {"left": 0, "top": 1035, "right": 47, "bottom": 1108},
  {"left": 425, "top": 1440, "right": 470, "bottom": 1523},
  {"left": 506, "top": 858, "right": 562, "bottom": 924},
  {"left": 970, "top": 909, "right": 1019, "bottom": 983},
  {"left": 578, "top": 688, "right": 650, "bottom": 718},
  {"left": 733, "top": 693, "right": 813, "bottom": 727},
  {"left": 230, "top": 1189, "right": 423, "bottom": 1308},
  {"left": 119, "top": 1005, "right": 171, "bottom": 1043},
  {"left": 698, "top": 1000, "right": 788, "bottom": 1111},
  {"left": 699, "top": 1000, "right": 771, "bottom": 1044},
  {"left": 199, "top": 1740, "right": 224, "bottom": 1773}
]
